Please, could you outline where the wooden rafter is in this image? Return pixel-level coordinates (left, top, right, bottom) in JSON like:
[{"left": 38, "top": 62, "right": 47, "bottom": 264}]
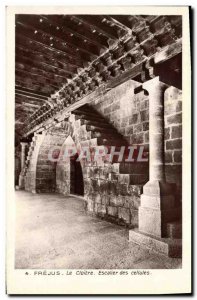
[
  {"left": 16, "top": 21, "right": 97, "bottom": 61},
  {"left": 16, "top": 55, "right": 73, "bottom": 79},
  {"left": 15, "top": 86, "right": 49, "bottom": 98},
  {"left": 15, "top": 79, "right": 56, "bottom": 94},
  {"left": 20, "top": 14, "right": 103, "bottom": 56},
  {"left": 43, "top": 15, "right": 109, "bottom": 48},
  {"left": 15, "top": 68, "right": 63, "bottom": 88},
  {"left": 15, "top": 93, "right": 49, "bottom": 105},
  {"left": 16, "top": 33, "right": 84, "bottom": 68},
  {"left": 70, "top": 15, "right": 122, "bottom": 39},
  {"left": 16, "top": 72, "right": 60, "bottom": 91}
]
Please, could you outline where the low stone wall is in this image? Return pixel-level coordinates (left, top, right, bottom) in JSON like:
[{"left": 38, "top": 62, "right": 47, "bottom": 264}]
[{"left": 84, "top": 163, "right": 143, "bottom": 228}]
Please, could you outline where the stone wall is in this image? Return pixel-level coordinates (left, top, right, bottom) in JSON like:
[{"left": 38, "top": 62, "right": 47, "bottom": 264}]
[
  {"left": 56, "top": 136, "right": 73, "bottom": 195},
  {"left": 23, "top": 78, "right": 182, "bottom": 227},
  {"left": 36, "top": 131, "right": 66, "bottom": 193},
  {"left": 54, "top": 111, "right": 146, "bottom": 228},
  {"left": 25, "top": 130, "right": 66, "bottom": 193},
  {"left": 15, "top": 146, "right": 21, "bottom": 186},
  {"left": 164, "top": 86, "right": 182, "bottom": 201},
  {"left": 84, "top": 164, "right": 143, "bottom": 228},
  {"left": 90, "top": 80, "right": 182, "bottom": 201},
  {"left": 89, "top": 80, "right": 149, "bottom": 148},
  {"left": 25, "top": 133, "right": 45, "bottom": 193}
]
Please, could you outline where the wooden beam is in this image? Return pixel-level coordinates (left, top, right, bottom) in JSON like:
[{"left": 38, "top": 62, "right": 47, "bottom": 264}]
[
  {"left": 15, "top": 101, "right": 39, "bottom": 109},
  {"left": 16, "top": 51, "right": 75, "bottom": 77},
  {"left": 16, "top": 21, "right": 81, "bottom": 59},
  {"left": 15, "top": 120, "right": 25, "bottom": 125},
  {"left": 16, "top": 21, "right": 95, "bottom": 61},
  {"left": 15, "top": 93, "right": 47, "bottom": 105},
  {"left": 15, "top": 79, "right": 56, "bottom": 95},
  {"left": 15, "top": 62, "right": 68, "bottom": 85},
  {"left": 72, "top": 15, "right": 119, "bottom": 40},
  {"left": 53, "top": 15, "right": 109, "bottom": 48},
  {"left": 15, "top": 105, "right": 35, "bottom": 113},
  {"left": 15, "top": 72, "right": 59, "bottom": 90},
  {"left": 154, "top": 53, "right": 182, "bottom": 90},
  {"left": 16, "top": 44, "right": 80, "bottom": 74},
  {"left": 23, "top": 61, "right": 146, "bottom": 137},
  {"left": 22, "top": 14, "right": 103, "bottom": 56},
  {"left": 15, "top": 68, "right": 64, "bottom": 88},
  {"left": 111, "top": 15, "right": 136, "bottom": 30},
  {"left": 15, "top": 62, "right": 67, "bottom": 84},
  {"left": 15, "top": 86, "right": 49, "bottom": 98},
  {"left": 16, "top": 33, "right": 84, "bottom": 68},
  {"left": 15, "top": 92, "right": 50, "bottom": 105},
  {"left": 16, "top": 56, "right": 73, "bottom": 82}
]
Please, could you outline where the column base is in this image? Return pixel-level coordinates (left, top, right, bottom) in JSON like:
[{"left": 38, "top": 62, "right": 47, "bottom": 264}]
[
  {"left": 129, "top": 229, "right": 182, "bottom": 258},
  {"left": 139, "top": 180, "right": 181, "bottom": 238},
  {"left": 18, "top": 175, "right": 25, "bottom": 190}
]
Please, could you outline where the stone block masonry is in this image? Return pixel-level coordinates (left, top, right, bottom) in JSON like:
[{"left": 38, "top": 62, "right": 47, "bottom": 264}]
[
  {"left": 90, "top": 80, "right": 182, "bottom": 203},
  {"left": 89, "top": 80, "right": 149, "bottom": 148},
  {"left": 164, "top": 87, "right": 182, "bottom": 201},
  {"left": 84, "top": 163, "right": 143, "bottom": 227},
  {"left": 22, "top": 79, "right": 182, "bottom": 229}
]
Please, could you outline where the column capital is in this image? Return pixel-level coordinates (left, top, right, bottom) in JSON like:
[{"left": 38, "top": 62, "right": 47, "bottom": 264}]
[
  {"left": 20, "top": 142, "right": 28, "bottom": 148},
  {"left": 142, "top": 76, "right": 168, "bottom": 94}
]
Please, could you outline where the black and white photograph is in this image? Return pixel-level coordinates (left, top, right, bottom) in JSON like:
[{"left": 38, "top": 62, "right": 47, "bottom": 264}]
[{"left": 6, "top": 5, "right": 191, "bottom": 295}]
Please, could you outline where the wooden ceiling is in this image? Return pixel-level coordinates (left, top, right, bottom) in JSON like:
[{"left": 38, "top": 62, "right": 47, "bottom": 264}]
[{"left": 15, "top": 14, "right": 182, "bottom": 139}]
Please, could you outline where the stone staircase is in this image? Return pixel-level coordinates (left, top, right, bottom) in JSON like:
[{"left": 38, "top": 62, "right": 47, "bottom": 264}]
[
  {"left": 71, "top": 105, "right": 182, "bottom": 257},
  {"left": 71, "top": 105, "right": 149, "bottom": 184},
  {"left": 70, "top": 105, "right": 149, "bottom": 227}
]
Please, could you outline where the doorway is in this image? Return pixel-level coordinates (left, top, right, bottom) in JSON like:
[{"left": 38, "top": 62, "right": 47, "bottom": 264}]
[{"left": 70, "top": 154, "right": 84, "bottom": 196}]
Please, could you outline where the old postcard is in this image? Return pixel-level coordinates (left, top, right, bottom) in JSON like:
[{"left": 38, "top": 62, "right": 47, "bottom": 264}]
[{"left": 6, "top": 5, "right": 192, "bottom": 294}]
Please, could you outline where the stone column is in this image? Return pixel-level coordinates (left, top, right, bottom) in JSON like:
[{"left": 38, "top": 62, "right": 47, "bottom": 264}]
[
  {"left": 144, "top": 77, "right": 167, "bottom": 181},
  {"left": 139, "top": 77, "right": 176, "bottom": 238},
  {"left": 18, "top": 142, "right": 28, "bottom": 189},
  {"left": 20, "top": 142, "right": 28, "bottom": 170}
]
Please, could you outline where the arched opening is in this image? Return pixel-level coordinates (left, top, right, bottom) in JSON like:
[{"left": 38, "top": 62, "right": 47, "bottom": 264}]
[{"left": 70, "top": 153, "right": 84, "bottom": 196}]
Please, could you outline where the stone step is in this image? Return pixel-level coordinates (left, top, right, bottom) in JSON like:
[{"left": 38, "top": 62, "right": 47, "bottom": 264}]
[
  {"left": 81, "top": 119, "right": 114, "bottom": 129},
  {"left": 129, "top": 174, "right": 148, "bottom": 185},
  {"left": 77, "top": 104, "right": 95, "bottom": 112},
  {"left": 119, "top": 162, "right": 149, "bottom": 174},
  {"left": 74, "top": 108, "right": 105, "bottom": 118},
  {"left": 85, "top": 124, "right": 118, "bottom": 134},
  {"left": 129, "top": 229, "right": 182, "bottom": 258},
  {"left": 73, "top": 113, "right": 109, "bottom": 123},
  {"left": 90, "top": 131, "right": 123, "bottom": 140},
  {"left": 113, "top": 172, "right": 148, "bottom": 184},
  {"left": 32, "top": 136, "right": 38, "bottom": 142},
  {"left": 166, "top": 221, "right": 182, "bottom": 239},
  {"left": 117, "top": 173, "right": 146, "bottom": 186},
  {"left": 95, "top": 137, "right": 128, "bottom": 147}
]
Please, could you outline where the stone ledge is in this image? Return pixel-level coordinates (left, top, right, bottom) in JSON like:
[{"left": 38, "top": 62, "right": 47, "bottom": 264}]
[{"left": 129, "top": 229, "right": 182, "bottom": 258}]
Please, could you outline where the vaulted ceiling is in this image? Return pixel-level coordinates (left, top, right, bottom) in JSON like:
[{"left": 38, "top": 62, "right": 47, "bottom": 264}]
[{"left": 15, "top": 14, "right": 182, "bottom": 140}]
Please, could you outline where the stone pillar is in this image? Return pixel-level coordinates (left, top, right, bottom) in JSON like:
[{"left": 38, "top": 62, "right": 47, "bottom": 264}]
[
  {"left": 18, "top": 142, "right": 28, "bottom": 189},
  {"left": 144, "top": 76, "right": 167, "bottom": 181},
  {"left": 139, "top": 77, "right": 177, "bottom": 238},
  {"left": 20, "top": 142, "right": 28, "bottom": 170}
]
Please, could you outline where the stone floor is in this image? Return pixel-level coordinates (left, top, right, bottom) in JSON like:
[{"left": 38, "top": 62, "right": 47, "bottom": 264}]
[{"left": 15, "top": 191, "right": 182, "bottom": 269}]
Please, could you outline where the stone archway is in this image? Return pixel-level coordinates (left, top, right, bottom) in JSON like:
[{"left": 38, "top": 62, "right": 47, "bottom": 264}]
[
  {"left": 70, "top": 153, "right": 84, "bottom": 196},
  {"left": 56, "top": 135, "right": 84, "bottom": 197}
]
